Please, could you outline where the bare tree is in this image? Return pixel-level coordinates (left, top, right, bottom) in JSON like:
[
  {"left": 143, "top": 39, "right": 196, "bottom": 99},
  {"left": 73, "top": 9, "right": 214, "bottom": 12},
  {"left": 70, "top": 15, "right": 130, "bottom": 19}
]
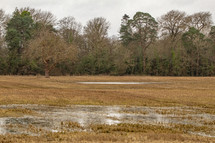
[
  {"left": 58, "top": 16, "right": 82, "bottom": 44},
  {"left": 19, "top": 7, "right": 56, "bottom": 26},
  {"left": 186, "top": 12, "right": 213, "bottom": 34},
  {"left": 25, "top": 29, "right": 76, "bottom": 78},
  {"left": 84, "top": 17, "right": 110, "bottom": 50},
  {"left": 158, "top": 10, "right": 187, "bottom": 41},
  {"left": 0, "top": 9, "right": 9, "bottom": 49}
]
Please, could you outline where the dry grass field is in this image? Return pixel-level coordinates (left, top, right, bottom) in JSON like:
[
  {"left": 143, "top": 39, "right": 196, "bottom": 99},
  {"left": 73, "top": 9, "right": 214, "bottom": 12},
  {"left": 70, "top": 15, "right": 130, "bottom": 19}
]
[
  {"left": 0, "top": 76, "right": 214, "bottom": 142},
  {"left": 0, "top": 76, "right": 214, "bottom": 107}
]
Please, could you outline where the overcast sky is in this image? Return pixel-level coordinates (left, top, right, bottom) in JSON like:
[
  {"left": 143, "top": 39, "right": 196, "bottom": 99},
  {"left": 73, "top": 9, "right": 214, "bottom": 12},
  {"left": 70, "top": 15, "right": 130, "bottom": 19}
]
[{"left": 0, "top": 0, "right": 214, "bottom": 36}]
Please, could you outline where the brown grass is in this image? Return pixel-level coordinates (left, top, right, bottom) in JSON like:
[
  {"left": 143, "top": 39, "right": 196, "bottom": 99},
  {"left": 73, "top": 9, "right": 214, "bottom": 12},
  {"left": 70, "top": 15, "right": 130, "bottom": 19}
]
[
  {"left": 0, "top": 76, "right": 214, "bottom": 108},
  {"left": 0, "top": 76, "right": 215, "bottom": 142},
  {"left": 0, "top": 108, "right": 36, "bottom": 117},
  {"left": 0, "top": 130, "right": 214, "bottom": 143}
]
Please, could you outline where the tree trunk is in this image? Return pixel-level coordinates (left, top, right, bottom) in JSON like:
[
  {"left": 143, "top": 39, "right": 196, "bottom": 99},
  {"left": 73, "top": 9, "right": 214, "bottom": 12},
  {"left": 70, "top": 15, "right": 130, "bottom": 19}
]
[
  {"left": 142, "top": 48, "right": 146, "bottom": 74},
  {"left": 196, "top": 62, "right": 199, "bottom": 76},
  {"left": 196, "top": 52, "right": 200, "bottom": 76},
  {"left": 45, "top": 63, "right": 50, "bottom": 78},
  {"left": 143, "top": 56, "right": 146, "bottom": 73}
]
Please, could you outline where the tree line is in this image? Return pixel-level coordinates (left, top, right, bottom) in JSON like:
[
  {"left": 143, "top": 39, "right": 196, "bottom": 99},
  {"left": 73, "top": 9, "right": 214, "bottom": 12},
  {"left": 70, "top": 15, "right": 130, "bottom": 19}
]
[{"left": 0, "top": 7, "right": 214, "bottom": 77}]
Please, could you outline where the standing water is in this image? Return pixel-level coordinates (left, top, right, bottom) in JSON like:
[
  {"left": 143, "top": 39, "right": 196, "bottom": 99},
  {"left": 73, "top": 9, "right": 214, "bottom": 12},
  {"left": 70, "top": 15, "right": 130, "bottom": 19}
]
[{"left": 0, "top": 104, "right": 214, "bottom": 137}]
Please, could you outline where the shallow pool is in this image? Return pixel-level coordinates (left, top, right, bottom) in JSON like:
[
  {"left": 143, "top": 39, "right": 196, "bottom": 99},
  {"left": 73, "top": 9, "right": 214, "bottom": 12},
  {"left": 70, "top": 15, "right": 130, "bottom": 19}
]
[{"left": 0, "top": 104, "right": 214, "bottom": 137}]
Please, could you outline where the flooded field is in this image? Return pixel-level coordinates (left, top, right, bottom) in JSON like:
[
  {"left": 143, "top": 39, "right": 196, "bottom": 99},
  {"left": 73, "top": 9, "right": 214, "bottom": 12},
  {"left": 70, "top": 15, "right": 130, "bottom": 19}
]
[{"left": 0, "top": 104, "right": 214, "bottom": 138}]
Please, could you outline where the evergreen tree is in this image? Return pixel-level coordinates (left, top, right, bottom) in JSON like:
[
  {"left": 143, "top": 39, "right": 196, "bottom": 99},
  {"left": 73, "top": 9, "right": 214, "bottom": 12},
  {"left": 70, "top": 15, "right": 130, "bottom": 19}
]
[
  {"left": 120, "top": 12, "right": 158, "bottom": 73},
  {"left": 182, "top": 27, "right": 208, "bottom": 76},
  {"left": 5, "top": 9, "right": 35, "bottom": 74},
  {"left": 119, "top": 14, "right": 132, "bottom": 46}
]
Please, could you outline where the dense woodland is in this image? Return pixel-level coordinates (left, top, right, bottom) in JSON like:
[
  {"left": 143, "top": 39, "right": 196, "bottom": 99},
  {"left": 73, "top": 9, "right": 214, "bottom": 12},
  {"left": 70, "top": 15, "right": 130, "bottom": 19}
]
[{"left": 0, "top": 7, "right": 214, "bottom": 77}]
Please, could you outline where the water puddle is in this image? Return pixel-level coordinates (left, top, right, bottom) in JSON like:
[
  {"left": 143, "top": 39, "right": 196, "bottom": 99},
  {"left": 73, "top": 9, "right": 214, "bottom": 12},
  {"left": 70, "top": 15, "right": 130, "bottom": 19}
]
[
  {"left": 0, "top": 105, "right": 214, "bottom": 137},
  {"left": 77, "top": 82, "right": 167, "bottom": 85}
]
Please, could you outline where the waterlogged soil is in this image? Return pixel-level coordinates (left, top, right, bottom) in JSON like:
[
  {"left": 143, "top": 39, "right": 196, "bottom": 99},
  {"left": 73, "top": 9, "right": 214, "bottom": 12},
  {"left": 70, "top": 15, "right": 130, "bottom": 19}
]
[{"left": 0, "top": 104, "right": 214, "bottom": 138}]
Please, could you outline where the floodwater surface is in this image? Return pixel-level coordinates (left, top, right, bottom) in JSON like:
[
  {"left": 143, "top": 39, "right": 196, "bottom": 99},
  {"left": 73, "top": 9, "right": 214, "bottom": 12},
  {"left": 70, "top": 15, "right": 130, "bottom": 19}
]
[
  {"left": 77, "top": 82, "right": 167, "bottom": 85},
  {"left": 0, "top": 105, "right": 214, "bottom": 137}
]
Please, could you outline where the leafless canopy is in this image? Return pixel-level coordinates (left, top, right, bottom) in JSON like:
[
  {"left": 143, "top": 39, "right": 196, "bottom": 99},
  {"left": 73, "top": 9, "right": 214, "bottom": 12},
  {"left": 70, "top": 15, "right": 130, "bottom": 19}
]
[
  {"left": 25, "top": 29, "right": 76, "bottom": 77},
  {"left": 158, "top": 10, "right": 187, "bottom": 40},
  {"left": 84, "top": 17, "right": 110, "bottom": 50},
  {"left": 58, "top": 16, "right": 82, "bottom": 44},
  {"left": 186, "top": 12, "right": 213, "bottom": 34},
  {"left": 0, "top": 9, "right": 9, "bottom": 37},
  {"left": 19, "top": 7, "right": 57, "bottom": 26},
  {"left": 0, "top": 9, "right": 9, "bottom": 49}
]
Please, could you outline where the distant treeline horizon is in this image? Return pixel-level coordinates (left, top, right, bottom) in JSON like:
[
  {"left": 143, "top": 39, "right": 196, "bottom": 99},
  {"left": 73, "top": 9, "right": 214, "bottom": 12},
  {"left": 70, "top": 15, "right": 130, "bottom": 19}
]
[{"left": 0, "top": 7, "right": 215, "bottom": 77}]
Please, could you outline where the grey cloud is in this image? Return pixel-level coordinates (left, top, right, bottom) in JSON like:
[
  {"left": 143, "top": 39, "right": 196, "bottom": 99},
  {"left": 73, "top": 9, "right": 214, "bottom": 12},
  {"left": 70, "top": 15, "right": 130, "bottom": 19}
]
[{"left": 0, "top": 0, "right": 214, "bottom": 35}]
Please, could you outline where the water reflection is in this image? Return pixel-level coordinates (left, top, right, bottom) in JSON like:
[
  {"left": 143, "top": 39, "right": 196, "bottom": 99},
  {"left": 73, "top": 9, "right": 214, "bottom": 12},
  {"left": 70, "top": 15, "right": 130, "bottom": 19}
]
[
  {"left": 77, "top": 82, "right": 167, "bottom": 85},
  {"left": 0, "top": 104, "right": 214, "bottom": 137},
  {"left": 0, "top": 118, "right": 6, "bottom": 134}
]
